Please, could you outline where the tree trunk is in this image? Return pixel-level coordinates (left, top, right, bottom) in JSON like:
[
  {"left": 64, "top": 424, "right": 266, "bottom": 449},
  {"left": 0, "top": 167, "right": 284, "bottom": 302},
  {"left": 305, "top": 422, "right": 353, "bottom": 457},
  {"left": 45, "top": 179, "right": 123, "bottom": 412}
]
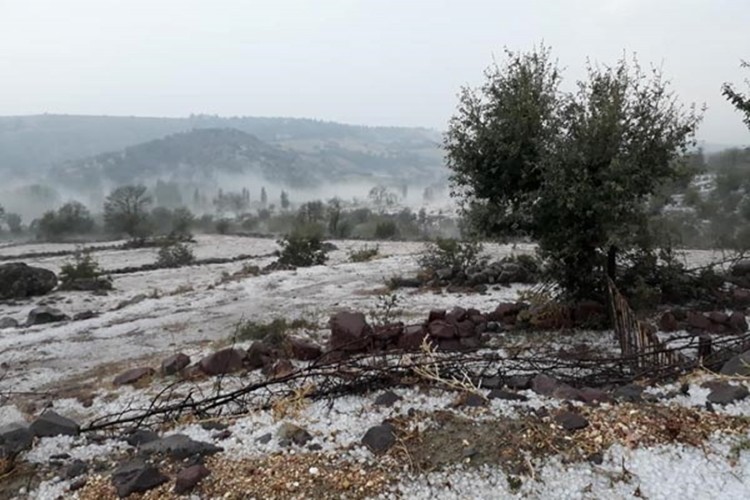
[{"left": 607, "top": 245, "right": 617, "bottom": 281}]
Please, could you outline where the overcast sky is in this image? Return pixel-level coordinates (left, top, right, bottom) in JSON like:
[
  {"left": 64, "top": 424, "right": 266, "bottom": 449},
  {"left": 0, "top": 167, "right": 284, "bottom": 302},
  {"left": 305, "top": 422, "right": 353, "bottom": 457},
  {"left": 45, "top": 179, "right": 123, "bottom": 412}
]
[{"left": 1, "top": 0, "right": 748, "bottom": 145}]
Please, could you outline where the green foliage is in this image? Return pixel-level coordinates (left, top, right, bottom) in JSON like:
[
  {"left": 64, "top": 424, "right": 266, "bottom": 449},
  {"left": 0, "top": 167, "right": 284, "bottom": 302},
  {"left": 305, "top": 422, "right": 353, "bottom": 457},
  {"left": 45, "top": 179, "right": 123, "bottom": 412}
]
[
  {"left": 59, "top": 249, "right": 112, "bottom": 290},
  {"left": 276, "top": 233, "right": 329, "bottom": 267},
  {"left": 104, "top": 185, "right": 153, "bottom": 239},
  {"left": 374, "top": 220, "right": 399, "bottom": 239},
  {"left": 417, "top": 238, "right": 484, "bottom": 272},
  {"left": 446, "top": 46, "right": 700, "bottom": 300},
  {"left": 215, "top": 218, "right": 231, "bottom": 234},
  {"left": 348, "top": 244, "right": 380, "bottom": 263},
  {"left": 156, "top": 242, "right": 195, "bottom": 268},
  {"left": 235, "top": 317, "right": 316, "bottom": 344},
  {"left": 4, "top": 213, "right": 22, "bottom": 234},
  {"left": 722, "top": 60, "right": 750, "bottom": 131},
  {"left": 36, "top": 201, "right": 95, "bottom": 241}
]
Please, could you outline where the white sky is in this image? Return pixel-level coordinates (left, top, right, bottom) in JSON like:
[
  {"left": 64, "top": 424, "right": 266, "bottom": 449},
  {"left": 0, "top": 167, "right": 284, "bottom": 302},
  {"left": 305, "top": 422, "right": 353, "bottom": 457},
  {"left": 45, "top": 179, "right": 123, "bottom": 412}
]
[{"left": 0, "top": 0, "right": 748, "bottom": 144}]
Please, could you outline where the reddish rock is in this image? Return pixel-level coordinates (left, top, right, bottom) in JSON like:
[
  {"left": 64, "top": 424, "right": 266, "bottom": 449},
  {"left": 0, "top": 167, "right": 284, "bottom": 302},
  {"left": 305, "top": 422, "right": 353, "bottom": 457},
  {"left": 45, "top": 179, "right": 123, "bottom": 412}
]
[
  {"left": 199, "top": 348, "right": 246, "bottom": 376},
  {"left": 577, "top": 387, "right": 611, "bottom": 404},
  {"left": 397, "top": 325, "right": 428, "bottom": 350},
  {"left": 264, "top": 359, "right": 294, "bottom": 379},
  {"left": 686, "top": 311, "right": 711, "bottom": 331},
  {"left": 161, "top": 353, "right": 190, "bottom": 376},
  {"left": 708, "top": 322, "right": 728, "bottom": 335},
  {"left": 659, "top": 312, "right": 679, "bottom": 332},
  {"left": 246, "top": 342, "right": 277, "bottom": 369},
  {"left": 491, "top": 302, "right": 524, "bottom": 321},
  {"left": 732, "top": 288, "right": 750, "bottom": 306},
  {"left": 446, "top": 307, "right": 467, "bottom": 323},
  {"left": 428, "top": 309, "right": 446, "bottom": 322},
  {"left": 437, "top": 338, "right": 463, "bottom": 352},
  {"left": 174, "top": 464, "right": 210, "bottom": 495},
  {"left": 284, "top": 336, "right": 322, "bottom": 361},
  {"left": 459, "top": 336, "right": 481, "bottom": 349},
  {"left": 113, "top": 367, "right": 155, "bottom": 386},
  {"left": 708, "top": 311, "right": 730, "bottom": 325},
  {"left": 328, "top": 312, "right": 373, "bottom": 352},
  {"left": 373, "top": 323, "right": 404, "bottom": 341},
  {"left": 428, "top": 320, "right": 457, "bottom": 339},
  {"left": 729, "top": 312, "right": 749, "bottom": 333},
  {"left": 572, "top": 300, "right": 607, "bottom": 326},
  {"left": 456, "top": 320, "right": 476, "bottom": 338}
]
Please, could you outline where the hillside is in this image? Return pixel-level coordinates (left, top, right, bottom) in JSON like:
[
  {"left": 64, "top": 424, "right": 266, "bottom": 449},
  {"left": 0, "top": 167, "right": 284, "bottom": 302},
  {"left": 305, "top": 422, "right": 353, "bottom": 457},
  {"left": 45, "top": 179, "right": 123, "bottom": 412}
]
[{"left": 0, "top": 114, "right": 445, "bottom": 185}]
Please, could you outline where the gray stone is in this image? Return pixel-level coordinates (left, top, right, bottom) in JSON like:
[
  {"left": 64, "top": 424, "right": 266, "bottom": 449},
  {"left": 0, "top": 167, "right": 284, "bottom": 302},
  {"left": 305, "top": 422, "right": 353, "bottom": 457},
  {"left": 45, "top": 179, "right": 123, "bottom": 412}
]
[
  {"left": 125, "top": 429, "right": 159, "bottom": 447},
  {"left": 140, "top": 434, "right": 222, "bottom": 460},
  {"left": 277, "top": 423, "right": 312, "bottom": 446},
  {"left": 0, "top": 422, "right": 33, "bottom": 454},
  {"left": 707, "top": 383, "right": 749, "bottom": 405},
  {"left": 374, "top": 390, "right": 402, "bottom": 407},
  {"left": 362, "top": 423, "right": 396, "bottom": 455},
  {"left": 0, "top": 263, "right": 57, "bottom": 300},
  {"left": 30, "top": 410, "right": 79, "bottom": 437},
  {"left": 0, "top": 317, "right": 18, "bottom": 329},
  {"left": 113, "top": 367, "right": 155, "bottom": 386},
  {"left": 555, "top": 411, "right": 589, "bottom": 431},
  {"left": 111, "top": 459, "right": 168, "bottom": 498},
  {"left": 613, "top": 383, "right": 644, "bottom": 403},
  {"left": 174, "top": 464, "right": 211, "bottom": 494},
  {"left": 65, "top": 459, "right": 89, "bottom": 479},
  {"left": 161, "top": 353, "right": 191, "bottom": 375},
  {"left": 26, "top": 306, "right": 69, "bottom": 326},
  {"left": 487, "top": 389, "right": 528, "bottom": 402},
  {"left": 199, "top": 348, "right": 246, "bottom": 375},
  {"left": 328, "top": 311, "right": 373, "bottom": 352},
  {"left": 721, "top": 351, "right": 750, "bottom": 377}
]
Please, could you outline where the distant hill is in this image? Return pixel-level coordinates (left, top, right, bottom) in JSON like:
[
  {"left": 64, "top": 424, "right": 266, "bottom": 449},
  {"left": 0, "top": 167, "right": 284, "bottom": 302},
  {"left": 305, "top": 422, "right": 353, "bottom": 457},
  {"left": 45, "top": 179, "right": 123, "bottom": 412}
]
[{"left": 0, "top": 114, "right": 445, "bottom": 186}]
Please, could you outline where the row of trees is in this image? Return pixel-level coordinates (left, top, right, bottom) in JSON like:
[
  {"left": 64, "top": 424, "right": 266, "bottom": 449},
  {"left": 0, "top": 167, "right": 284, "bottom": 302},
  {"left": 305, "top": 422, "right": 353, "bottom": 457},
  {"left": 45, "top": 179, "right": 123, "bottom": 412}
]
[{"left": 446, "top": 46, "right": 748, "bottom": 300}]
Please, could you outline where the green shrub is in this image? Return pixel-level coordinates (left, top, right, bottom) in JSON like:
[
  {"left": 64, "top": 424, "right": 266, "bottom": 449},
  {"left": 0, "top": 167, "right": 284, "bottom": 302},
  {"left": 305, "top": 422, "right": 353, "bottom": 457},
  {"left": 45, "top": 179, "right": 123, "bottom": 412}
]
[
  {"left": 235, "top": 317, "right": 316, "bottom": 344},
  {"left": 348, "top": 245, "right": 379, "bottom": 263},
  {"left": 374, "top": 220, "right": 399, "bottom": 239},
  {"left": 156, "top": 242, "right": 195, "bottom": 268},
  {"left": 276, "top": 233, "right": 329, "bottom": 267},
  {"left": 417, "top": 238, "right": 484, "bottom": 272},
  {"left": 59, "top": 249, "right": 113, "bottom": 291}
]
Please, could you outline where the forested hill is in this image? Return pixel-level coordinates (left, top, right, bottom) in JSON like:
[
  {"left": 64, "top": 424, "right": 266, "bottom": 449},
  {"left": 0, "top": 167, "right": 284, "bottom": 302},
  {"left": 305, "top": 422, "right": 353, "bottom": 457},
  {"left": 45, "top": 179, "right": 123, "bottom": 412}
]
[{"left": 0, "top": 114, "right": 445, "bottom": 185}]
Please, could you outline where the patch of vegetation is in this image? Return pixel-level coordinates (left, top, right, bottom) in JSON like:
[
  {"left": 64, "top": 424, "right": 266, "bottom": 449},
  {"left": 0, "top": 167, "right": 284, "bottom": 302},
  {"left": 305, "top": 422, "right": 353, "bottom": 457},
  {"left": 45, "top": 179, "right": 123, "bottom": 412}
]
[
  {"left": 156, "top": 242, "right": 196, "bottom": 268},
  {"left": 59, "top": 249, "right": 113, "bottom": 291},
  {"left": 276, "top": 233, "right": 329, "bottom": 267},
  {"left": 348, "top": 245, "right": 380, "bottom": 263},
  {"left": 417, "top": 238, "right": 484, "bottom": 273},
  {"left": 235, "top": 317, "right": 317, "bottom": 345}
]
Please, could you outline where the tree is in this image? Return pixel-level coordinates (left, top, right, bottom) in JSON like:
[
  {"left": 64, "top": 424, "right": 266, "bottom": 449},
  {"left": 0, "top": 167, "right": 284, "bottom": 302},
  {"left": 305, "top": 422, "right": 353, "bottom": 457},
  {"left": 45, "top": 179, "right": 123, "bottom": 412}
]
[
  {"left": 722, "top": 60, "right": 750, "bottom": 130},
  {"left": 5, "top": 213, "right": 22, "bottom": 234},
  {"left": 104, "top": 185, "right": 153, "bottom": 239},
  {"left": 36, "top": 201, "right": 95, "bottom": 241},
  {"left": 280, "top": 190, "right": 290, "bottom": 210},
  {"left": 446, "top": 47, "right": 700, "bottom": 300},
  {"left": 368, "top": 185, "right": 398, "bottom": 211},
  {"left": 261, "top": 187, "right": 268, "bottom": 207}
]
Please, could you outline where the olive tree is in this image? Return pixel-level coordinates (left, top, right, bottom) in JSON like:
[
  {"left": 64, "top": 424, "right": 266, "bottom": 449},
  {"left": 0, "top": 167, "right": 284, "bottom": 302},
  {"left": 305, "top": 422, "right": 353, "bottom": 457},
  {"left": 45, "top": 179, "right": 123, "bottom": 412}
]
[
  {"left": 103, "top": 185, "right": 153, "bottom": 239},
  {"left": 446, "top": 47, "right": 700, "bottom": 300}
]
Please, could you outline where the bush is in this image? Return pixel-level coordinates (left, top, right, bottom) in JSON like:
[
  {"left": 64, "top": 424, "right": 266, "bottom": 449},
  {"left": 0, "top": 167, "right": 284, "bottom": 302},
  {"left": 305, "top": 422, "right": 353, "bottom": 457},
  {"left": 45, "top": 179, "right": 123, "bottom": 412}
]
[
  {"left": 276, "top": 233, "right": 329, "bottom": 267},
  {"left": 59, "top": 249, "right": 113, "bottom": 291},
  {"left": 348, "top": 244, "right": 380, "bottom": 263},
  {"left": 35, "top": 201, "right": 95, "bottom": 241},
  {"left": 235, "top": 317, "right": 316, "bottom": 345},
  {"left": 156, "top": 242, "right": 195, "bottom": 268},
  {"left": 417, "top": 238, "right": 484, "bottom": 273},
  {"left": 374, "top": 220, "right": 399, "bottom": 239}
]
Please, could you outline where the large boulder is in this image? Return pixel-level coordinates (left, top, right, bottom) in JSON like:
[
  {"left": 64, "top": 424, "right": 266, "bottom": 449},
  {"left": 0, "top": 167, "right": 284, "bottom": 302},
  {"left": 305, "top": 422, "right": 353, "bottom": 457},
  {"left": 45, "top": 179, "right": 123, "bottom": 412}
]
[
  {"left": 0, "top": 422, "right": 33, "bottom": 454},
  {"left": 328, "top": 312, "right": 373, "bottom": 352},
  {"left": 30, "top": 410, "right": 79, "bottom": 437},
  {"left": 199, "top": 348, "right": 246, "bottom": 375},
  {"left": 26, "top": 306, "right": 69, "bottom": 326},
  {"left": 731, "top": 259, "right": 750, "bottom": 277},
  {"left": 0, "top": 263, "right": 57, "bottom": 300},
  {"left": 720, "top": 351, "right": 750, "bottom": 377}
]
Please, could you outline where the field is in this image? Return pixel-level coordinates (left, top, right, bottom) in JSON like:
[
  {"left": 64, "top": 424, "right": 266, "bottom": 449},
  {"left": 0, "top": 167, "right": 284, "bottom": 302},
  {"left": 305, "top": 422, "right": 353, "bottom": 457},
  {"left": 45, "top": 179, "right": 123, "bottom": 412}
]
[{"left": 2, "top": 235, "right": 750, "bottom": 499}]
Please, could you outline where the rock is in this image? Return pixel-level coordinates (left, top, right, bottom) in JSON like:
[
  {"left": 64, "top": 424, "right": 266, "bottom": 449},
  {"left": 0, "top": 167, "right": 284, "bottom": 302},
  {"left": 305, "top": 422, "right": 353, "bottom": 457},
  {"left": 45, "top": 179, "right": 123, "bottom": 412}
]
[
  {"left": 161, "top": 353, "right": 191, "bottom": 375},
  {"left": 277, "top": 423, "right": 312, "bottom": 446},
  {"left": 731, "top": 259, "right": 750, "bottom": 277},
  {"left": 456, "top": 320, "right": 476, "bottom": 338},
  {"left": 572, "top": 300, "right": 607, "bottom": 327},
  {"left": 70, "top": 477, "right": 88, "bottom": 491},
  {"left": 721, "top": 351, "right": 750, "bottom": 376},
  {"left": 61, "top": 277, "right": 113, "bottom": 292},
  {"left": 361, "top": 424, "right": 396, "bottom": 455},
  {"left": 256, "top": 433, "right": 272, "bottom": 444},
  {"left": 115, "top": 294, "right": 147, "bottom": 310},
  {"left": 732, "top": 288, "right": 750, "bottom": 306},
  {"left": 437, "top": 338, "right": 463, "bottom": 352},
  {"left": 125, "top": 429, "right": 159, "bottom": 447},
  {"left": 458, "top": 393, "right": 487, "bottom": 407},
  {"left": 487, "top": 389, "right": 528, "bottom": 402},
  {"left": 686, "top": 311, "right": 711, "bottom": 331},
  {"left": 174, "top": 464, "right": 211, "bottom": 494},
  {"left": 459, "top": 336, "right": 482, "bottom": 349},
  {"left": 374, "top": 390, "right": 402, "bottom": 407},
  {"left": 729, "top": 312, "right": 749, "bottom": 333},
  {"left": 111, "top": 459, "right": 168, "bottom": 498},
  {"left": 0, "top": 263, "right": 57, "bottom": 300},
  {"left": 428, "top": 320, "right": 456, "bottom": 339},
  {"left": 577, "top": 387, "right": 611, "bottom": 404},
  {"left": 709, "top": 311, "right": 730, "bottom": 324},
  {"left": 140, "top": 434, "right": 222, "bottom": 460},
  {"left": 263, "top": 359, "right": 295, "bottom": 379},
  {"left": 328, "top": 311, "right": 373, "bottom": 351},
  {"left": 73, "top": 310, "right": 98, "bottom": 321},
  {"left": 65, "top": 459, "right": 88, "bottom": 479},
  {"left": 707, "top": 383, "right": 749, "bottom": 405},
  {"left": 246, "top": 342, "right": 278, "bottom": 369},
  {"left": 0, "top": 317, "right": 18, "bottom": 329},
  {"left": 0, "top": 422, "right": 33, "bottom": 454},
  {"left": 613, "top": 384, "right": 644, "bottom": 403},
  {"left": 477, "top": 376, "right": 502, "bottom": 389},
  {"left": 200, "top": 421, "right": 228, "bottom": 431},
  {"left": 428, "top": 309, "right": 446, "bottom": 322},
  {"left": 446, "top": 307, "right": 467, "bottom": 323},
  {"left": 530, "top": 374, "right": 561, "bottom": 396},
  {"left": 30, "top": 410, "right": 79, "bottom": 437},
  {"left": 659, "top": 312, "right": 679, "bottom": 332},
  {"left": 555, "top": 411, "right": 589, "bottom": 431},
  {"left": 113, "top": 367, "right": 155, "bottom": 386},
  {"left": 373, "top": 323, "right": 404, "bottom": 341},
  {"left": 285, "top": 336, "right": 322, "bottom": 360},
  {"left": 199, "top": 348, "right": 246, "bottom": 375},
  {"left": 491, "top": 302, "right": 524, "bottom": 321},
  {"left": 505, "top": 375, "right": 531, "bottom": 390},
  {"left": 26, "top": 306, "right": 69, "bottom": 326},
  {"left": 397, "top": 325, "right": 427, "bottom": 350}
]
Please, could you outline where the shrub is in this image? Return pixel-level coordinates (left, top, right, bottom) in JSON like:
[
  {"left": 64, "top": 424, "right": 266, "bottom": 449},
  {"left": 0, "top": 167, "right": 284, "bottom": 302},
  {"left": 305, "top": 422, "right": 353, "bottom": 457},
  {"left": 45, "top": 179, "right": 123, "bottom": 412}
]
[
  {"left": 59, "top": 249, "right": 113, "bottom": 291},
  {"left": 348, "top": 245, "right": 379, "bottom": 263},
  {"left": 417, "top": 238, "right": 484, "bottom": 273},
  {"left": 374, "top": 220, "right": 399, "bottom": 239},
  {"left": 276, "top": 233, "right": 329, "bottom": 267},
  {"left": 235, "top": 317, "right": 316, "bottom": 345},
  {"left": 156, "top": 242, "right": 195, "bottom": 268}
]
